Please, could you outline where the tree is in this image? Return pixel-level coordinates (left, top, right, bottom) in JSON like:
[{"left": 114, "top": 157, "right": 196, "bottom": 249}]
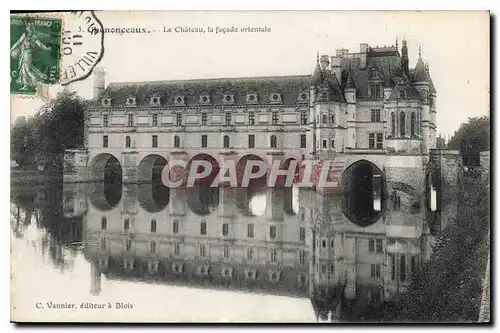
[
  {"left": 11, "top": 90, "right": 87, "bottom": 171},
  {"left": 447, "top": 116, "right": 490, "bottom": 151}
]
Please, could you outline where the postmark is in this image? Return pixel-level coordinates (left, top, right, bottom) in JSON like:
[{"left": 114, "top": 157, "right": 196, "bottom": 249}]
[
  {"left": 59, "top": 11, "right": 105, "bottom": 86},
  {"left": 10, "top": 16, "right": 61, "bottom": 95}
]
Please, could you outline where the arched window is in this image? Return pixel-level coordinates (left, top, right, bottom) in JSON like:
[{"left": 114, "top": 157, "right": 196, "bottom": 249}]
[
  {"left": 223, "top": 135, "right": 230, "bottom": 148},
  {"left": 391, "top": 112, "right": 395, "bottom": 136},
  {"left": 270, "top": 135, "right": 277, "bottom": 148},
  {"left": 410, "top": 112, "right": 416, "bottom": 137},
  {"left": 125, "top": 136, "right": 131, "bottom": 148},
  {"left": 400, "top": 112, "right": 406, "bottom": 138},
  {"left": 174, "top": 135, "right": 180, "bottom": 148}
]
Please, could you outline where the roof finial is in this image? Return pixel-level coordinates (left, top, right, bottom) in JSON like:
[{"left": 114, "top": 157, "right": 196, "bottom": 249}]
[
  {"left": 316, "top": 50, "right": 319, "bottom": 63},
  {"left": 419, "top": 45, "right": 422, "bottom": 59},
  {"left": 396, "top": 37, "right": 398, "bottom": 50}
]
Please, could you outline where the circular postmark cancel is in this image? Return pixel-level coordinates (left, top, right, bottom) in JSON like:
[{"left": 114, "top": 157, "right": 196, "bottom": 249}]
[{"left": 60, "top": 11, "right": 105, "bottom": 86}]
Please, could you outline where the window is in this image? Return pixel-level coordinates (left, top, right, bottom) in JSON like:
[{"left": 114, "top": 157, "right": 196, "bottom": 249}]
[
  {"left": 301, "top": 112, "right": 308, "bottom": 125},
  {"left": 176, "top": 113, "right": 182, "bottom": 126},
  {"left": 223, "top": 245, "right": 230, "bottom": 258},
  {"left": 126, "top": 238, "right": 132, "bottom": 252},
  {"left": 322, "top": 140, "right": 327, "bottom": 148},
  {"left": 300, "top": 134, "right": 307, "bottom": 148},
  {"left": 270, "top": 249, "right": 278, "bottom": 263},
  {"left": 411, "top": 255, "right": 417, "bottom": 272},
  {"left": 125, "top": 136, "right": 131, "bottom": 148},
  {"left": 322, "top": 114, "right": 327, "bottom": 124},
  {"left": 390, "top": 253, "right": 396, "bottom": 281},
  {"left": 174, "top": 243, "right": 180, "bottom": 255},
  {"left": 174, "top": 135, "right": 180, "bottom": 148},
  {"left": 331, "top": 139, "right": 335, "bottom": 148},
  {"left": 101, "top": 217, "right": 107, "bottom": 230},
  {"left": 322, "top": 239, "right": 327, "bottom": 248},
  {"left": 200, "top": 221, "right": 206, "bottom": 235},
  {"left": 152, "top": 135, "right": 158, "bottom": 148},
  {"left": 376, "top": 133, "right": 383, "bottom": 149},
  {"left": 247, "top": 224, "right": 254, "bottom": 238},
  {"left": 331, "top": 114, "right": 335, "bottom": 124},
  {"left": 369, "top": 238, "right": 375, "bottom": 253},
  {"left": 300, "top": 227, "right": 305, "bottom": 241},
  {"left": 127, "top": 114, "right": 134, "bottom": 127},
  {"left": 321, "top": 92, "right": 328, "bottom": 100},
  {"left": 270, "top": 135, "right": 277, "bottom": 148},
  {"left": 223, "top": 135, "right": 230, "bottom": 148},
  {"left": 222, "top": 223, "right": 229, "bottom": 236},
  {"left": 369, "top": 133, "right": 383, "bottom": 149},
  {"left": 152, "top": 114, "right": 158, "bottom": 126},
  {"left": 150, "top": 220, "right": 157, "bottom": 233},
  {"left": 225, "top": 113, "right": 231, "bottom": 125},
  {"left": 124, "top": 218, "right": 129, "bottom": 231},
  {"left": 248, "top": 135, "right": 255, "bottom": 148},
  {"left": 411, "top": 112, "right": 416, "bottom": 137},
  {"left": 103, "top": 115, "right": 109, "bottom": 127},
  {"left": 321, "top": 264, "right": 327, "bottom": 274},
  {"left": 391, "top": 112, "right": 396, "bottom": 136},
  {"left": 248, "top": 112, "right": 255, "bottom": 125},
  {"left": 199, "top": 244, "right": 206, "bottom": 257},
  {"left": 272, "top": 112, "right": 279, "bottom": 125},
  {"left": 400, "top": 254, "right": 407, "bottom": 281},
  {"left": 103, "top": 135, "right": 108, "bottom": 148},
  {"left": 369, "top": 84, "right": 382, "bottom": 99},
  {"left": 172, "top": 220, "right": 179, "bottom": 234},
  {"left": 201, "top": 113, "right": 207, "bottom": 125},
  {"left": 400, "top": 112, "right": 406, "bottom": 137},
  {"left": 299, "top": 250, "right": 306, "bottom": 265},
  {"left": 371, "top": 109, "right": 381, "bottom": 122},
  {"left": 371, "top": 264, "right": 381, "bottom": 278},
  {"left": 150, "top": 241, "right": 156, "bottom": 253},
  {"left": 270, "top": 226, "right": 277, "bottom": 239},
  {"left": 100, "top": 237, "right": 106, "bottom": 251},
  {"left": 330, "top": 239, "right": 335, "bottom": 248},
  {"left": 376, "top": 239, "right": 383, "bottom": 253},
  {"left": 201, "top": 135, "right": 207, "bottom": 148},
  {"left": 247, "top": 247, "right": 254, "bottom": 260}
]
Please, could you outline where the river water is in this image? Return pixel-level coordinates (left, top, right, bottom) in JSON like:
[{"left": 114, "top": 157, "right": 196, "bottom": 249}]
[{"left": 10, "top": 179, "right": 437, "bottom": 322}]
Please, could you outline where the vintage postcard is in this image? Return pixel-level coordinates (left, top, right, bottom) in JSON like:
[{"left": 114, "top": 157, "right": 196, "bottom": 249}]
[{"left": 10, "top": 10, "right": 490, "bottom": 323}]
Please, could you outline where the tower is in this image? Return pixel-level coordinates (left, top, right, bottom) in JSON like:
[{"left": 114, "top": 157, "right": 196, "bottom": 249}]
[
  {"left": 93, "top": 68, "right": 106, "bottom": 99},
  {"left": 401, "top": 39, "right": 409, "bottom": 75}
]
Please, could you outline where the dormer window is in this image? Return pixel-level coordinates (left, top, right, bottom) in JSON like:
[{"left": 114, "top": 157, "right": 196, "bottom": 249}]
[
  {"left": 150, "top": 96, "right": 161, "bottom": 106},
  {"left": 298, "top": 92, "right": 308, "bottom": 103},
  {"left": 125, "top": 97, "right": 136, "bottom": 107},
  {"left": 246, "top": 93, "right": 258, "bottom": 104},
  {"left": 101, "top": 98, "right": 111, "bottom": 107},
  {"left": 320, "top": 91, "right": 328, "bottom": 100},
  {"left": 199, "top": 94, "right": 211, "bottom": 105},
  {"left": 174, "top": 95, "right": 185, "bottom": 106},
  {"left": 270, "top": 93, "right": 282, "bottom": 104},
  {"left": 223, "top": 93, "right": 235, "bottom": 105}
]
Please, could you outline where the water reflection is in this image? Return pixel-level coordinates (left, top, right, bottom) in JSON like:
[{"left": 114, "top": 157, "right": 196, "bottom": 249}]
[{"left": 11, "top": 180, "right": 440, "bottom": 322}]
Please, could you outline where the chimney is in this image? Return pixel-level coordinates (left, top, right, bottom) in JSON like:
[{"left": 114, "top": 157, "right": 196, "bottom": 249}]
[
  {"left": 93, "top": 67, "right": 106, "bottom": 99},
  {"left": 360, "top": 43, "right": 369, "bottom": 69}
]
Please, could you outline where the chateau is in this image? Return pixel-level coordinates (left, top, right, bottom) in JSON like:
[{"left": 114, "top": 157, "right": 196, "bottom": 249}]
[{"left": 80, "top": 40, "right": 437, "bottom": 188}]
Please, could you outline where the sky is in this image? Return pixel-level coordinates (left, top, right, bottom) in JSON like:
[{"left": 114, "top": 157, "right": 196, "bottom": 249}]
[{"left": 10, "top": 10, "right": 490, "bottom": 138}]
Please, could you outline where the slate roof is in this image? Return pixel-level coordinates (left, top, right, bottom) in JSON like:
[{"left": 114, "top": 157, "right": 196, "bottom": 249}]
[
  {"left": 93, "top": 75, "right": 312, "bottom": 108},
  {"left": 413, "top": 57, "right": 430, "bottom": 83}
]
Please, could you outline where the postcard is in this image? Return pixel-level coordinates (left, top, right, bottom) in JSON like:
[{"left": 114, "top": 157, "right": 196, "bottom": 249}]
[{"left": 10, "top": 10, "right": 490, "bottom": 323}]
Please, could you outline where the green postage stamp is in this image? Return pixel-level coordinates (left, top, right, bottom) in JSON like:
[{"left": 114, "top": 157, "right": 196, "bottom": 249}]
[{"left": 10, "top": 16, "right": 62, "bottom": 95}]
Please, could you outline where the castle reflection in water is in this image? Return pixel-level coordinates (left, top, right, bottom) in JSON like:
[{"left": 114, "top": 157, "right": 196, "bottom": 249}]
[{"left": 12, "top": 181, "right": 438, "bottom": 322}]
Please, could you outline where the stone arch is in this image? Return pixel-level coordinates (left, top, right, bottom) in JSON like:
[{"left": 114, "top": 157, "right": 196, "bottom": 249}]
[
  {"left": 235, "top": 186, "right": 267, "bottom": 216},
  {"left": 187, "top": 183, "right": 219, "bottom": 216},
  {"left": 283, "top": 185, "right": 299, "bottom": 216},
  {"left": 137, "top": 182, "right": 170, "bottom": 213},
  {"left": 186, "top": 153, "right": 220, "bottom": 185},
  {"left": 88, "top": 182, "right": 122, "bottom": 211},
  {"left": 341, "top": 159, "right": 386, "bottom": 227},
  {"left": 88, "top": 153, "right": 122, "bottom": 183},
  {"left": 137, "top": 154, "right": 168, "bottom": 183},
  {"left": 236, "top": 154, "right": 267, "bottom": 186}
]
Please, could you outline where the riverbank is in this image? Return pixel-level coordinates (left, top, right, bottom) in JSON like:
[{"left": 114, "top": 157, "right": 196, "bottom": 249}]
[{"left": 381, "top": 176, "right": 490, "bottom": 323}]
